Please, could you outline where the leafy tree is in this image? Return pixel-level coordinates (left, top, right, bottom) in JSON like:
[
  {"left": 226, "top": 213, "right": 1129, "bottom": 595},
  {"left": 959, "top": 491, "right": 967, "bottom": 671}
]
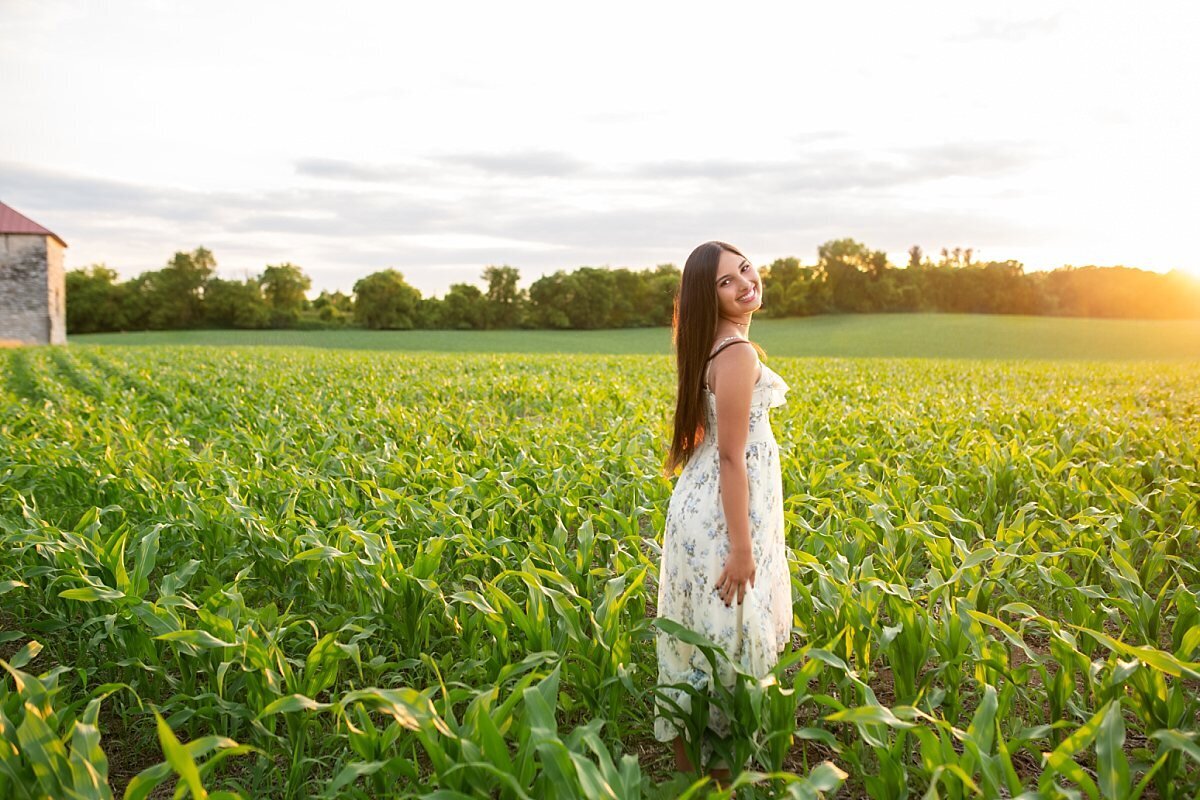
[
  {"left": 760, "top": 257, "right": 798, "bottom": 317},
  {"left": 61, "top": 240, "right": 1200, "bottom": 335},
  {"left": 565, "top": 268, "right": 616, "bottom": 328},
  {"left": 630, "top": 266, "right": 675, "bottom": 327},
  {"left": 119, "top": 273, "right": 154, "bottom": 329},
  {"left": 938, "top": 247, "right": 975, "bottom": 269},
  {"left": 526, "top": 264, "right": 679, "bottom": 328},
  {"left": 762, "top": 257, "right": 837, "bottom": 317},
  {"left": 441, "top": 283, "right": 487, "bottom": 329},
  {"left": 312, "top": 290, "right": 353, "bottom": 325},
  {"left": 1034, "top": 265, "right": 1199, "bottom": 319},
  {"left": 482, "top": 265, "right": 524, "bottom": 328},
  {"left": 65, "top": 264, "right": 128, "bottom": 333},
  {"left": 817, "top": 239, "right": 889, "bottom": 312},
  {"left": 644, "top": 263, "right": 681, "bottom": 326},
  {"left": 134, "top": 271, "right": 171, "bottom": 329},
  {"left": 353, "top": 269, "right": 422, "bottom": 329},
  {"left": 414, "top": 296, "right": 443, "bottom": 328},
  {"left": 167, "top": 246, "right": 216, "bottom": 326},
  {"left": 900, "top": 246, "right": 935, "bottom": 311},
  {"left": 765, "top": 258, "right": 834, "bottom": 316},
  {"left": 907, "top": 245, "right": 925, "bottom": 269},
  {"left": 974, "top": 260, "right": 1036, "bottom": 314},
  {"left": 605, "top": 268, "right": 640, "bottom": 327},
  {"left": 608, "top": 266, "right": 682, "bottom": 327},
  {"left": 260, "top": 263, "right": 312, "bottom": 327},
  {"left": 313, "top": 289, "right": 353, "bottom": 313},
  {"left": 526, "top": 271, "right": 573, "bottom": 328},
  {"left": 204, "top": 278, "right": 270, "bottom": 328},
  {"left": 138, "top": 247, "right": 217, "bottom": 329}
]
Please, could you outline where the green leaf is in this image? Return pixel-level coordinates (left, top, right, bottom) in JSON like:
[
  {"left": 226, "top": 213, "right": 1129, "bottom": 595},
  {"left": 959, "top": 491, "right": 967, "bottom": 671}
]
[
  {"left": 1041, "top": 703, "right": 1106, "bottom": 800},
  {"left": 471, "top": 698, "right": 514, "bottom": 775},
  {"left": 1095, "top": 701, "right": 1129, "bottom": 799},
  {"left": 155, "top": 630, "right": 236, "bottom": 649},
  {"left": 154, "top": 711, "right": 206, "bottom": 799},
  {"left": 59, "top": 586, "right": 125, "bottom": 603},
  {"left": 16, "top": 699, "right": 72, "bottom": 793},
  {"left": 800, "top": 761, "right": 849, "bottom": 795},
  {"left": 322, "top": 760, "right": 387, "bottom": 795},
  {"left": 66, "top": 698, "right": 111, "bottom": 799},
  {"left": 131, "top": 526, "right": 161, "bottom": 597},
  {"left": 8, "top": 640, "right": 42, "bottom": 670},
  {"left": 1073, "top": 624, "right": 1200, "bottom": 679},
  {"left": 966, "top": 683, "right": 997, "bottom": 755},
  {"left": 1150, "top": 729, "right": 1200, "bottom": 764},
  {"left": 292, "top": 545, "right": 349, "bottom": 562},
  {"left": 257, "top": 694, "right": 331, "bottom": 718},
  {"left": 450, "top": 590, "right": 498, "bottom": 616},
  {"left": 825, "top": 704, "right": 914, "bottom": 729}
]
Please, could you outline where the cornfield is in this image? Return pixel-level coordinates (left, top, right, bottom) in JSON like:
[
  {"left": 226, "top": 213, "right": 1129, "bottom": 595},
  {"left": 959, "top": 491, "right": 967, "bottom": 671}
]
[{"left": 1, "top": 345, "right": 1198, "bottom": 799}]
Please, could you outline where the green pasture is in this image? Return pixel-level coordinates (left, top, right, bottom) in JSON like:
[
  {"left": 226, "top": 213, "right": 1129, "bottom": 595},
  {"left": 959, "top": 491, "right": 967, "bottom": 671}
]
[
  {"left": 1, "top": 345, "right": 1199, "bottom": 798},
  {"left": 70, "top": 312, "right": 1200, "bottom": 360}
]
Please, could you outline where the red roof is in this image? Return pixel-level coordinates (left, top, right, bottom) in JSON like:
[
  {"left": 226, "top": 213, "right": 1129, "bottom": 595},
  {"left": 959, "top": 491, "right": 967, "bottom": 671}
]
[{"left": 0, "top": 202, "right": 67, "bottom": 247}]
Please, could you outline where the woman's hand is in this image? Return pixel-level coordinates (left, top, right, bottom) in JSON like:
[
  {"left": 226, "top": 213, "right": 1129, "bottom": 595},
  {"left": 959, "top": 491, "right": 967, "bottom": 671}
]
[{"left": 715, "top": 547, "right": 756, "bottom": 607}]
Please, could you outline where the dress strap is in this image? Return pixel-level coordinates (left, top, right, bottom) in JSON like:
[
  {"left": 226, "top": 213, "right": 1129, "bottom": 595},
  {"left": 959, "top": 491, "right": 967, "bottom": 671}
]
[
  {"left": 705, "top": 337, "right": 751, "bottom": 363},
  {"left": 703, "top": 337, "right": 754, "bottom": 393}
]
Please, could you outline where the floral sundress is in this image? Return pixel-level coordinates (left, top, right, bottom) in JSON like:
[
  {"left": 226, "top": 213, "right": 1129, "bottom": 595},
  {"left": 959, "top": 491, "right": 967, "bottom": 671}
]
[{"left": 654, "top": 355, "right": 793, "bottom": 752}]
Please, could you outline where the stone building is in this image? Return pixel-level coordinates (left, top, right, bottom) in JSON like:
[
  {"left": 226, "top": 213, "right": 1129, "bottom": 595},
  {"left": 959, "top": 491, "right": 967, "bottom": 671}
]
[{"left": 0, "top": 202, "right": 67, "bottom": 345}]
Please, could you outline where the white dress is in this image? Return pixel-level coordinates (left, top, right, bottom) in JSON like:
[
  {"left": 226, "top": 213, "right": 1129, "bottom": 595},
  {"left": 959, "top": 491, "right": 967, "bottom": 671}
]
[{"left": 654, "top": 356, "right": 793, "bottom": 748}]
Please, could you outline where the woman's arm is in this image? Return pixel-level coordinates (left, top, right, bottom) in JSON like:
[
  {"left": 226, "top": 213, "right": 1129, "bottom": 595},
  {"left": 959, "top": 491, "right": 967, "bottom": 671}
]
[{"left": 711, "top": 344, "right": 759, "bottom": 606}]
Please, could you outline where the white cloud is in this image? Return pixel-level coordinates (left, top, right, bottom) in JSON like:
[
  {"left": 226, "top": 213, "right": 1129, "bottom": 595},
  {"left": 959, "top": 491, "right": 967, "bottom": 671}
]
[{"left": 1, "top": 0, "right": 1197, "bottom": 291}]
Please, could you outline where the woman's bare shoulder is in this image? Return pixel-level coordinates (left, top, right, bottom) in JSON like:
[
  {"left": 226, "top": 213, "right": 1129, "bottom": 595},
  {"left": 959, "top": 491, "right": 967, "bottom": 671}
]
[
  {"left": 707, "top": 335, "right": 749, "bottom": 358},
  {"left": 709, "top": 341, "right": 759, "bottom": 392}
]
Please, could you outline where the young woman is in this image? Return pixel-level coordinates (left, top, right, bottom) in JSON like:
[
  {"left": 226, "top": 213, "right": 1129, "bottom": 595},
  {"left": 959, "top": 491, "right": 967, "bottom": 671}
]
[{"left": 654, "top": 241, "right": 793, "bottom": 778}]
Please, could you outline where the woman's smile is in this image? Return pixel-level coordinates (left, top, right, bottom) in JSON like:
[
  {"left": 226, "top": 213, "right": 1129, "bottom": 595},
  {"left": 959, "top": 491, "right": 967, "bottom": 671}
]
[{"left": 737, "top": 284, "right": 759, "bottom": 304}]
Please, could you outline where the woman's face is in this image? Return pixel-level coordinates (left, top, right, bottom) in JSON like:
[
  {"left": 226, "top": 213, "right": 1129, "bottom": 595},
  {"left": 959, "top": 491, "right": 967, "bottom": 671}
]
[{"left": 714, "top": 249, "right": 761, "bottom": 319}]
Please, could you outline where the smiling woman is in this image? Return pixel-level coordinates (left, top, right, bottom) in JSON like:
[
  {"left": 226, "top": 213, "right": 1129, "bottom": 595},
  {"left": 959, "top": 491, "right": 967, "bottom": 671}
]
[{"left": 654, "top": 241, "right": 793, "bottom": 784}]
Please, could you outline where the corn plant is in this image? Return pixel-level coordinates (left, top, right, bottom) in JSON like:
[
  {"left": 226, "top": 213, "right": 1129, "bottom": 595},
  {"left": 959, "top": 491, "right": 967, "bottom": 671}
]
[{"left": 2, "top": 345, "right": 1198, "bottom": 796}]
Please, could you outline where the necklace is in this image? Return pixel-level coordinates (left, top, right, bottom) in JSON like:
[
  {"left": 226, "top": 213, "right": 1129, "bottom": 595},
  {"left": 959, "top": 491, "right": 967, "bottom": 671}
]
[{"left": 719, "top": 314, "right": 749, "bottom": 331}]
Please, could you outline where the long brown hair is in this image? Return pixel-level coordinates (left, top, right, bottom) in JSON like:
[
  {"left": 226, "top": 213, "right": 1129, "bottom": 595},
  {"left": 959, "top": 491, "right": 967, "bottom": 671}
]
[{"left": 663, "top": 240, "right": 763, "bottom": 477}]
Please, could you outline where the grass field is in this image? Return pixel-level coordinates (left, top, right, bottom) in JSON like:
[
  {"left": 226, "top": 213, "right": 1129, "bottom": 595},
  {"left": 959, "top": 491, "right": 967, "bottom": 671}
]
[
  {"left": 70, "top": 312, "right": 1200, "bottom": 360},
  {"left": 2, "top": 344, "right": 1199, "bottom": 798}
]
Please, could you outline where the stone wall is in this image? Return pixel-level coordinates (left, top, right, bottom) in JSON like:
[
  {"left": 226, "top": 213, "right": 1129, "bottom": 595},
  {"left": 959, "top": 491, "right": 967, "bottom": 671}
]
[
  {"left": 47, "top": 238, "right": 66, "bottom": 344},
  {"left": 0, "top": 234, "right": 54, "bottom": 344}
]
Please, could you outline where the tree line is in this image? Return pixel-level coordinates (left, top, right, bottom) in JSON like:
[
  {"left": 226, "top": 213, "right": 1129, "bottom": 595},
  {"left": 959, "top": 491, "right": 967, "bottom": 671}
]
[{"left": 65, "top": 239, "right": 1200, "bottom": 334}]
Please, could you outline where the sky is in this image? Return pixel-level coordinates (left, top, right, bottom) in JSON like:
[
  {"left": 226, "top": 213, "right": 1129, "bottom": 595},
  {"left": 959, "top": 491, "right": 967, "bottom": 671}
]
[{"left": 2, "top": 1, "right": 1198, "bottom": 296}]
